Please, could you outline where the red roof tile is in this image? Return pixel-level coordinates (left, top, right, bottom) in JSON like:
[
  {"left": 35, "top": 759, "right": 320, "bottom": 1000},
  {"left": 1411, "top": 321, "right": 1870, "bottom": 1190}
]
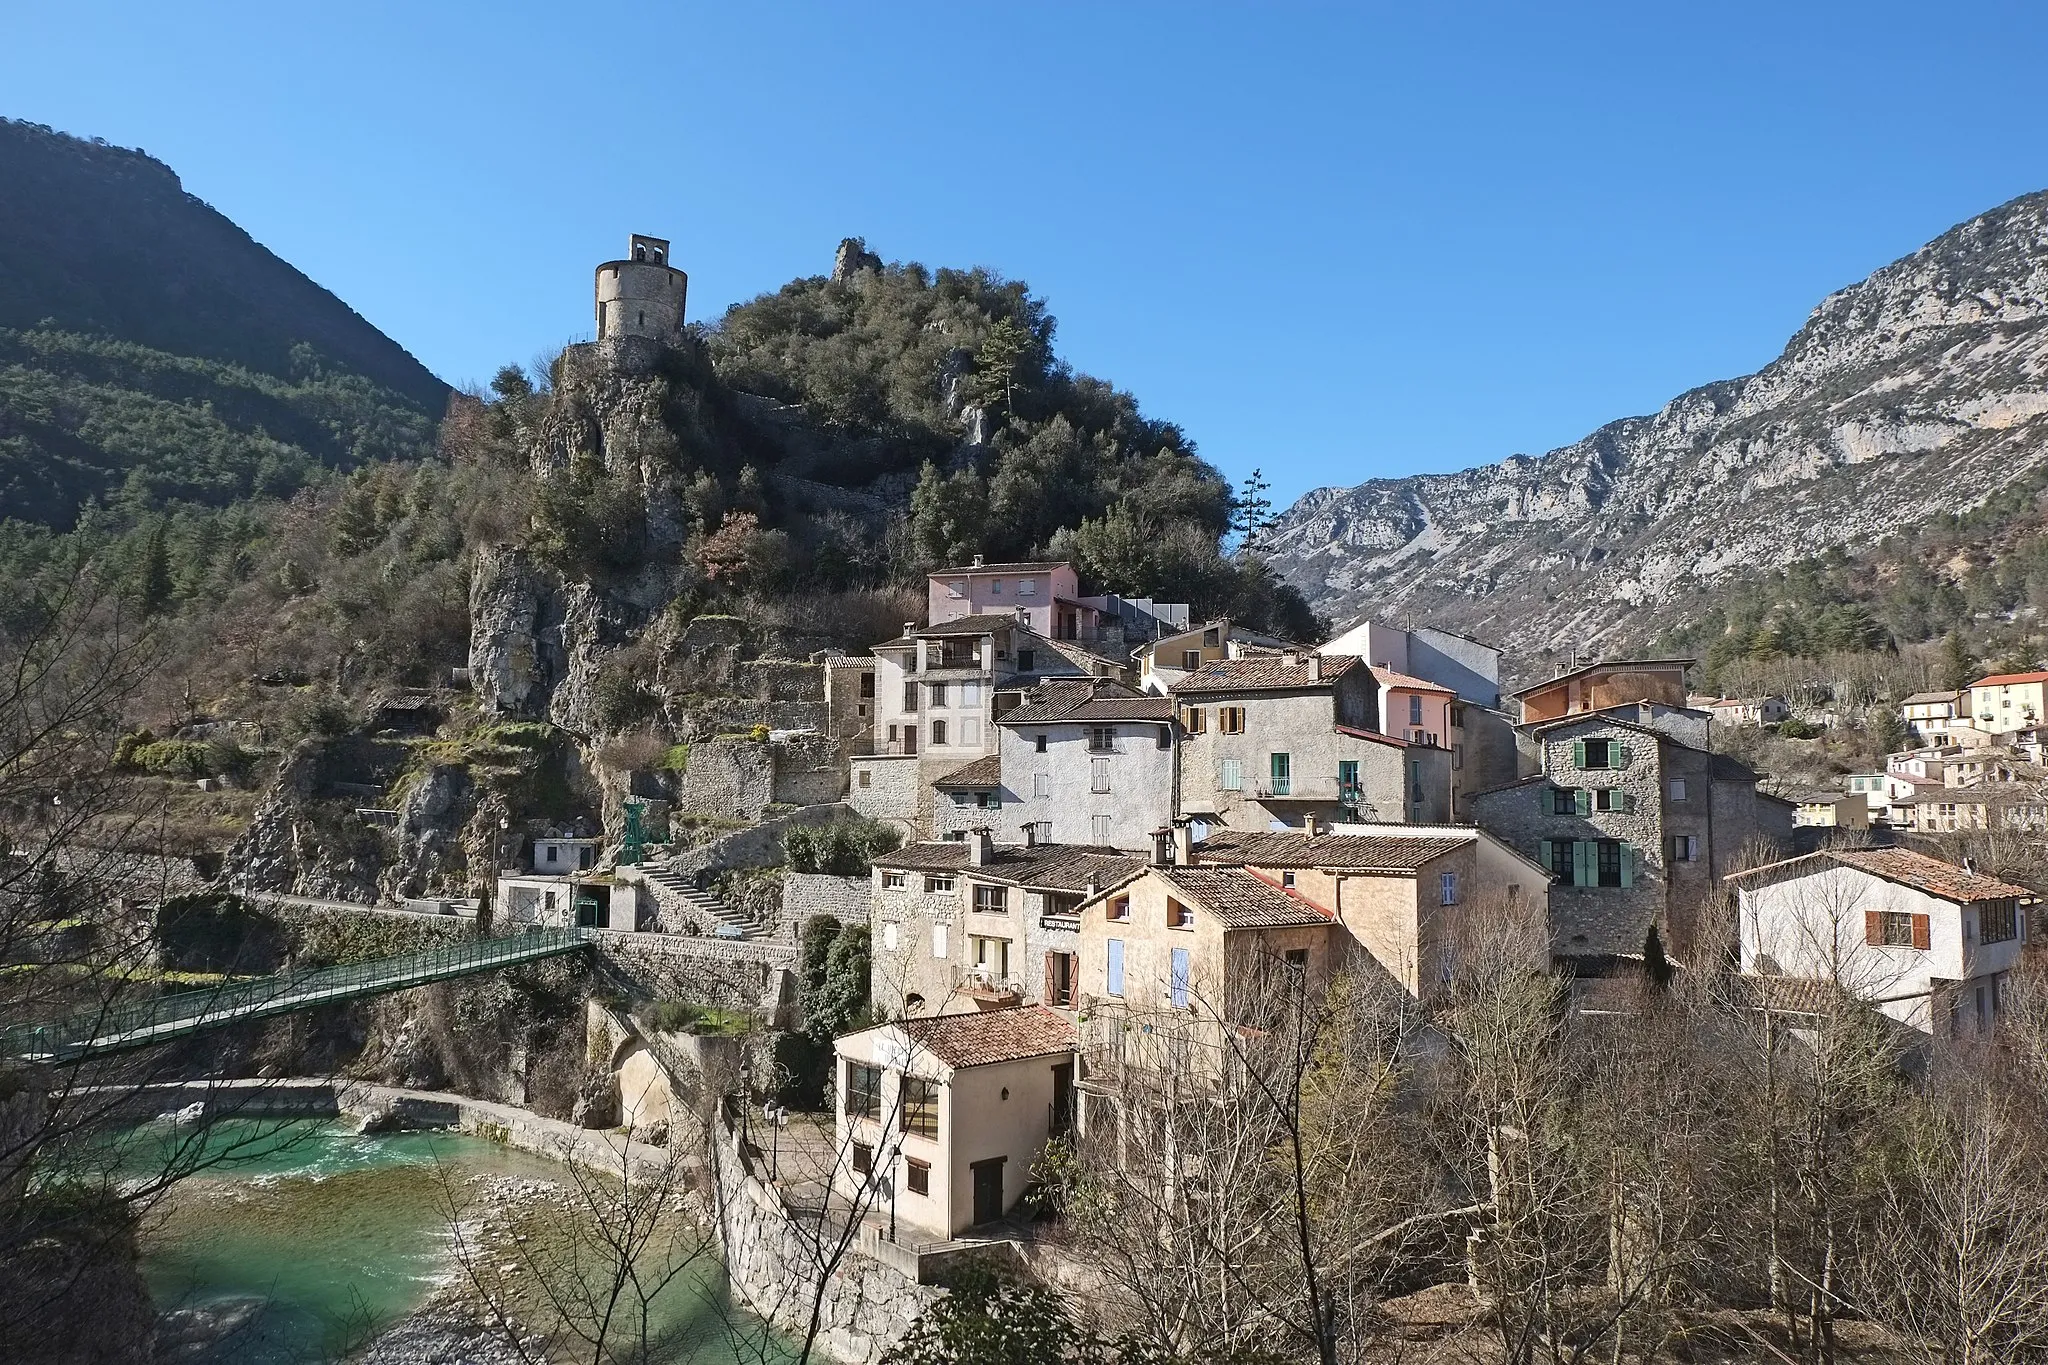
[
  {"left": 1728, "top": 847, "right": 2037, "bottom": 903},
  {"left": 1970, "top": 671, "right": 2048, "bottom": 687},
  {"left": 891, "top": 1005, "right": 1076, "bottom": 1068}
]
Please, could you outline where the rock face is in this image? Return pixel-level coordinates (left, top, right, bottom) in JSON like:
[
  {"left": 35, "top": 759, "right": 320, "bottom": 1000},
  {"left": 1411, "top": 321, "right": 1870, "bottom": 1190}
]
[{"left": 1264, "top": 188, "right": 2048, "bottom": 662}]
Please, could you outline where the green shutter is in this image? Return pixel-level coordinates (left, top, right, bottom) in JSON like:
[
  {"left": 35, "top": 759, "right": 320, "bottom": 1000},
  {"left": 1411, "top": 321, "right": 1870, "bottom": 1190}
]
[
  {"left": 1614, "top": 743, "right": 1630, "bottom": 767},
  {"left": 1573, "top": 739, "right": 1587, "bottom": 768},
  {"left": 1574, "top": 789, "right": 1591, "bottom": 817},
  {"left": 1539, "top": 839, "right": 1555, "bottom": 875},
  {"left": 1619, "top": 844, "right": 1634, "bottom": 888},
  {"left": 1573, "top": 840, "right": 1594, "bottom": 888}
]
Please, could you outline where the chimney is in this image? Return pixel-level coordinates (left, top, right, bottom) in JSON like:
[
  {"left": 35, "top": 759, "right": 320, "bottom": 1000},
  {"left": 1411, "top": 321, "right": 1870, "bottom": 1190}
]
[
  {"left": 1086, "top": 873, "right": 1102, "bottom": 897},
  {"left": 1304, "top": 812, "right": 1320, "bottom": 838},
  {"left": 1282, "top": 651, "right": 1300, "bottom": 667},
  {"left": 1174, "top": 822, "right": 1194, "bottom": 865},
  {"left": 903, "top": 621, "right": 916, "bottom": 638},
  {"left": 972, "top": 553, "right": 985, "bottom": 568},
  {"left": 1151, "top": 827, "right": 1175, "bottom": 867},
  {"left": 969, "top": 827, "right": 993, "bottom": 866},
  {"left": 1308, "top": 654, "right": 1322, "bottom": 682},
  {"left": 1022, "top": 822, "right": 1038, "bottom": 849}
]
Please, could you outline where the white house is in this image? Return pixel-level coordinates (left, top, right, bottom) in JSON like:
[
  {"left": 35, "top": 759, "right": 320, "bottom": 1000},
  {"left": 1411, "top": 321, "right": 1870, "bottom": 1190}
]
[
  {"left": 832, "top": 1006, "right": 1076, "bottom": 1237},
  {"left": 1731, "top": 847, "right": 2036, "bottom": 1036}
]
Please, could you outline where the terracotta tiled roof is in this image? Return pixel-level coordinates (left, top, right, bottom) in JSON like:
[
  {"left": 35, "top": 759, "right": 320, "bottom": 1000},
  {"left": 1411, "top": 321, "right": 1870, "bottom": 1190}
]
[
  {"left": 1970, "top": 671, "right": 2048, "bottom": 687},
  {"left": 932, "top": 560, "right": 1071, "bottom": 576},
  {"left": 933, "top": 754, "right": 1003, "bottom": 789},
  {"left": 1901, "top": 691, "right": 1960, "bottom": 706},
  {"left": 874, "top": 841, "right": 1145, "bottom": 892},
  {"left": 1156, "top": 865, "right": 1333, "bottom": 928},
  {"left": 997, "top": 679, "right": 1166, "bottom": 725},
  {"left": 1508, "top": 659, "right": 1695, "bottom": 700},
  {"left": 1170, "top": 654, "right": 1360, "bottom": 695},
  {"left": 1893, "top": 783, "right": 2045, "bottom": 807},
  {"left": 915, "top": 614, "right": 1017, "bottom": 637},
  {"left": 1196, "top": 829, "right": 1470, "bottom": 871},
  {"left": 1369, "top": 666, "right": 1455, "bottom": 695},
  {"left": 893, "top": 1005, "right": 1076, "bottom": 1068},
  {"left": 1727, "top": 847, "right": 2037, "bottom": 903}
]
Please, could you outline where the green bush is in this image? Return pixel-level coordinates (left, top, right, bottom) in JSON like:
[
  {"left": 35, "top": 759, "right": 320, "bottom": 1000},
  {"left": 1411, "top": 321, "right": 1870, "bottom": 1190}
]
[
  {"left": 1775, "top": 717, "right": 1825, "bottom": 739},
  {"left": 130, "top": 739, "right": 214, "bottom": 777},
  {"left": 784, "top": 817, "right": 903, "bottom": 876},
  {"left": 658, "top": 743, "right": 690, "bottom": 772}
]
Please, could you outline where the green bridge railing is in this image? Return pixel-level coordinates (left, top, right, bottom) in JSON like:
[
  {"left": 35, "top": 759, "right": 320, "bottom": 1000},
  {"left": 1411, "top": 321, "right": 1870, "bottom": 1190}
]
[{"left": 3, "top": 927, "right": 593, "bottom": 1063}]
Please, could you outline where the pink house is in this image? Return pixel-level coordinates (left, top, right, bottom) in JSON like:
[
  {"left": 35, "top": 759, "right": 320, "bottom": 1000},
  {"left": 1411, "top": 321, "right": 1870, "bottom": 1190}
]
[
  {"left": 928, "top": 558, "right": 1082, "bottom": 639},
  {"left": 1372, "top": 666, "right": 1454, "bottom": 748}
]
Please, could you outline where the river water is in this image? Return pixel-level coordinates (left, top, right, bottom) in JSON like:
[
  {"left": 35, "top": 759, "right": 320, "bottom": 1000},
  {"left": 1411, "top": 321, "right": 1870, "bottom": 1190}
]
[{"left": 131, "top": 1117, "right": 785, "bottom": 1364}]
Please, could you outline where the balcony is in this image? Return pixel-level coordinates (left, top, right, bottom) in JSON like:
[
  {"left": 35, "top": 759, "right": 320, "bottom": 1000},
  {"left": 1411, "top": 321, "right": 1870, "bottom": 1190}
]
[{"left": 960, "top": 970, "right": 1022, "bottom": 1006}]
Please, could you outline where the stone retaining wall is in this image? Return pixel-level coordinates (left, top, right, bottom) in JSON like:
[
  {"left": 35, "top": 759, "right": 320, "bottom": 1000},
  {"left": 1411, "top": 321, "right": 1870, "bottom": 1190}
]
[
  {"left": 592, "top": 930, "right": 794, "bottom": 1013},
  {"left": 781, "top": 874, "right": 870, "bottom": 939}
]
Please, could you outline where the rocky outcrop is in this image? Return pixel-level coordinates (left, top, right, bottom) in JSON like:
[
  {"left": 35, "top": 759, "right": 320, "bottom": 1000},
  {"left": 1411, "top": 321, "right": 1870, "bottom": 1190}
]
[
  {"left": 222, "top": 742, "right": 382, "bottom": 901},
  {"left": 1265, "top": 188, "right": 2048, "bottom": 664}
]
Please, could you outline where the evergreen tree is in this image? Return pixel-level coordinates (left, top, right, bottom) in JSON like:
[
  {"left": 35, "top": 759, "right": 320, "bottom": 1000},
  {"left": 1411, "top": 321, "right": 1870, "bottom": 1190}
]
[
  {"left": 966, "top": 316, "right": 1033, "bottom": 420},
  {"left": 1939, "top": 632, "right": 1977, "bottom": 691},
  {"left": 137, "top": 519, "right": 172, "bottom": 617},
  {"left": 1231, "top": 468, "right": 1274, "bottom": 554}
]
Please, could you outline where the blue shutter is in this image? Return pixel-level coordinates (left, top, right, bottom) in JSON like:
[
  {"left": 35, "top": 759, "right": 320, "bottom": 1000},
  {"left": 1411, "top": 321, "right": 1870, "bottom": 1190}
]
[
  {"left": 1169, "top": 947, "right": 1190, "bottom": 1009},
  {"left": 1106, "top": 939, "right": 1125, "bottom": 996}
]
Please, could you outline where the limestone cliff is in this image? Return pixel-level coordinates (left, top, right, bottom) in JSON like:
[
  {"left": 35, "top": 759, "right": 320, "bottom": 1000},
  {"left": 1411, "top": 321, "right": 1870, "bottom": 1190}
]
[{"left": 1264, "top": 188, "right": 2048, "bottom": 663}]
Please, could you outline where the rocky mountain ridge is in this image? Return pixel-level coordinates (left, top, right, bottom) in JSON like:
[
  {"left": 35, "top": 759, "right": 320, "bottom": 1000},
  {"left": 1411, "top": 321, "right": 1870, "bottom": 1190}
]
[{"left": 1264, "top": 189, "right": 2048, "bottom": 667}]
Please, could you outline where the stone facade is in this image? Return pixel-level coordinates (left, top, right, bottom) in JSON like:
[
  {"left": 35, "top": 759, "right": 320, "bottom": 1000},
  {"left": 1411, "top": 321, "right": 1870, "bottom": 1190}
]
[
  {"left": 995, "top": 714, "right": 1176, "bottom": 852},
  {"left": 674, "top": 736, "right": 845, "bottom": 822},
  {"left": 783, "top": 873, "right": 871, "bottom": 934},
  {"left": 591, "top": 931, "right": 794, "bottom": 1013},
  {"left": 848, "top": 754, "right": 924, "bottom": 835}
]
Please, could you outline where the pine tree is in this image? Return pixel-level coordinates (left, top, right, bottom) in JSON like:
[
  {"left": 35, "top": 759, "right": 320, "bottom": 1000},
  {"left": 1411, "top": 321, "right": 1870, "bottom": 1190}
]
[
  {"left": 137, "top": 519, "right": 173, "bottom": 618},
  {"left": 966, "top": 317, "right": 1032, "bottom": 419},
  {"left": 1939, "top": 632, "right": 1976, "bottom": 692},
  {"left": 1232, "top": 468, "right": 1274, "bottom": 554}
]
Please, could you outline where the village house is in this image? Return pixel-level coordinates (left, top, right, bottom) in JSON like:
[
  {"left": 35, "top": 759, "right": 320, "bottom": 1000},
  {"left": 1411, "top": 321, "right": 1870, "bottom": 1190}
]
[
  {"left": 1469, "top": 713, "right": 1792, "bottom": 966},
  {"left": 1172, "top": 653, "right": 1452, "bottom": 829},
  {"left": 1134, "top": 617, "right": 1297, "bottom": 694},
  {"left": 832, "top": 1006, "right": 1077, "bottom": 1237},
  {"left": 867, "top": 833, "right": 1144, "bottom": 1018},
  {"left": 1705, "top": 695, "right": 1792, "bottom": 727},
  {"left": 1845, "top": 773, "right": 1890, "bottom": 819},
  {"left": 1886, "top": 782, "right": 2048, "bottom": 835},
  {"left": 990, "top": 679, "right": 1178, "bottom": 850},
  {"left": 1510, "top": 658, "right": 1694, "bottom": 726},
  {"left": 927, "top": 556, "right": 1189, "bottom": 652},
  {"left": 1899, "top": 690, "right": 1964, "bottom": 745},
  {"left": 1770, "top": 786, "right": 1872, "bottom": 832},
  {"left": 1965, "top": 670, "right": 2048, "bottom": 735},
  {"left": 1732, "top": 847, "right": 2037, "bottom": 1036}
]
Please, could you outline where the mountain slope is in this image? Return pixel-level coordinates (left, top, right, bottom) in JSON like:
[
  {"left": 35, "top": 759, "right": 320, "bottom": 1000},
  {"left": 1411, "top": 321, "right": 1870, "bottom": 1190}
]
[
  {"left": 0, "top": 120, "right": 448, "bottom": 525},
  {"left": 1264, "top": 190, "right": 2048, "bottom": 660}
]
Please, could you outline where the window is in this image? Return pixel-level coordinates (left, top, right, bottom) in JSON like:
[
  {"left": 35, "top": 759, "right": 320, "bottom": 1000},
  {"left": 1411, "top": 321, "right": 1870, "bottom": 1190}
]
[
  {"left": 974, "top": 884, "right": 1009, "bottom": 913},
  {"left": 846, "top": 1062, "right": 882, "bottom": 1120},
  {"left": 1981, "top": 900, "right": 2019, "bottom": 945},
  {"left": 1409, "top": 695, "right": 1424, "bottom": 725},
  {"left": 1045, "top": 949, "right": 1077, "bottom": 1006},
  {"left": 906, "top": 1157, "right": 931, "bottom": 1195},
  {"left": 883, "top": 922, "right": 899, "bottom": 950},
  {"left": 960, "top": 680, "right": 983, "bottom": 706},
  {"left": 951, "top": 791, "right": 973, "bottom": 807},
  {"left": 1281, "top": 870, "right": 1297, "bottom": 889},
  {"left": 1541, "top": 839, "right": 1633, "bottom": 888},
  {"left": 1169, "top": 947, "right": 1191, "bottom": 1008},
  {"left": 904, "top": 683, "right": 920, "bottom": 711},
  {"left": 1018, "top": 578, "right": 1038, "bottom": 597},
  {"left": 972, "top": 934, "right": 1010, "bottom": 977},
  {"left": 884, "top": 872, "right": 906, "bottom": 890},
  {"left": 1867, "top": 911, "right": 1926, "bottom": 949},
  {"left": 931, "top": 719, "right": 948, "bottom": 746},
  {"left": 1220, "top": 706, "right": 1247, "bottom": 735},
  {"left": 1594, "top": 788, "right": 1628, "bottom": 813},
  {"left": 1035, "top": 734, "right": 1048, "bottom": 753},
  {"left": 1106, "top": 938, "right": 1125, "bottom": 995},
  {"left": 1285, "top": 948, "right": 1310, "bottom": 977},
  {"left": 860, "top": 672, "right": 875, "bottom": 699},
  {"left": 1017, "top": 649, "right": 1036, "bottom": 672},
  {"left": 932, "top": 924, "right": 949, "bottom": 958},
  {"left": 1108, "top": 895, "right": 1130, "bottom": 921},
  {"left": 977, "top": 790, "right": 1000, "bottom": 809},
  {"left": 1167, "top": 898, "right": 1194, "bottom": 928},
  {"left": 1548, "top": 840, "right": 1574, "bottom": 883},
  {"left": 1667, "top": 835, "right": 1699, "bottom": 862},
  {"left": 1596, "top": 840, "right": 1624, "bottom": 887},
  {"left": 1092, "top": 814, "right": 1113, "bottom": 844},
  {"left": 1182, "top": 649, "right": 1202, "bottom": 670},
  {"left": 1338, "top": 760, "right": 1359, "bottom": 800},
  {"left": 1203, "top": 627, "right": 1221, "bottom": 647},
  {"left": 859, "top": 770, "right": 872, "bottom": 788},
  {"left": 1089, "top": 726, "right": 1117, "bottom": 752},
  {"left": 1092, "top": 758, "right": 1111, "bottom": 793},
  {"left": 902, "top": 1079, "right": 939, "bottom": 1139},
  {"left": 990, "top": 579, "right": 1003, "bottom": 595},
  {"left": 1269, "top": 752, "right": 1292, "bottom": 796},
  {"left": 1182, "top": 706, "right": 1207, "bottom": 734},
  {"left": 1156, "top": 725, "right": 1172, "bottom": 750},
  {"left": 1214, "top": 758, "right": 1242, "bottom": 792},
  {"left": 925, "top": 874, "right": 956, "bottom": 893},
  {"left": 1551, "top": 787, "right": 1578, "bottom": 815},
  {"left": 1440, "top": 871, "right": 1459, "bottom": 905},
  {"left": 853, "top": 1141, "right": 874, "bottom": 1175},
  {"left": 1032, "top": 772, "right": 1051, "bottom": 799},
  {"left": 928, "top": 682, "right": 948, "bottom": 707},
  {"left": 947, "top": 579, "right": 966, "bottom": 599},
  {"left": 1574, "top": 737, "right": 1627, "bottom": 770},
  {"left": 1669, "top": 778, "right": 1688, "bottom": 802},
  {"left": 960, "top": 718, "right": 982, "bottom": 747}
]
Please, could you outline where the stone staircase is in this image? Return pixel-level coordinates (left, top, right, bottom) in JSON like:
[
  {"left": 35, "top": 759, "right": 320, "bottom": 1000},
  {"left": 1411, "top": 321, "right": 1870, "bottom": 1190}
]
[{"left": 641, "top": 862, "right": 761, "bottom": 938}]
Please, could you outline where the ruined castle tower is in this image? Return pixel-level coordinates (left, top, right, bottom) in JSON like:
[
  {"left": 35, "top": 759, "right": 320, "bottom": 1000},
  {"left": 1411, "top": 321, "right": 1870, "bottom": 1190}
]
[{"left": 594, "top": 234, "right": 687, "bottom": 363}]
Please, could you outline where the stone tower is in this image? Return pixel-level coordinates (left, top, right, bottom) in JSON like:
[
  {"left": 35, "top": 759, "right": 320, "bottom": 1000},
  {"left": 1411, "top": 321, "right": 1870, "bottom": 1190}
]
[{"left": 595, "top": 234, "right": 688, "bottom": 349}]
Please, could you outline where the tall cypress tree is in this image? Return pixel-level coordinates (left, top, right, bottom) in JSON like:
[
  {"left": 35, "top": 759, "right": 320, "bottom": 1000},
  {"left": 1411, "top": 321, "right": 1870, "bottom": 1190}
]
[{"left": 138, "top": 519, "right": 173, "bottom": 618}]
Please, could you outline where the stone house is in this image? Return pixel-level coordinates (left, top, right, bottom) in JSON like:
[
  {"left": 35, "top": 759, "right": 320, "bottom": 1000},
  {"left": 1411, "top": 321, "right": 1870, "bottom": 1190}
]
[
  {"left": 1191, "top": 824, "right": 1552, "bottom": 999},
  {"left": 1966, "top": 670, "right": 2048, "bottom": 734},
  {"left": 833, "top": 1006, "right": 1077, "bottom": 1237},
  {"left": 1707, "top": 696, "right": 1792, "bottom": 727},
  {"left": 497, "top": 871, "right": 638, "bottom": 929},
  {"left": 991, "top": 679, "right": 1178, "bottom": 851},
  {"left": 1171, "top": 653, "right": 1452, "bottom": 828},
  {"left": 1732, "top": 847, "right": 2037, "bottom": 1036},
  {"left": 1468, "top": 714, "right": 1792, "bottom": 967},
  {"left": 867, "top": 834, "right": 1143, "bottom": 1018},
  {"left": 1135, "top": 617, "right": 1298, "bottom": 694},
  {"left": 1510, "top": 659, "right": 1694, "bottom": 726}
]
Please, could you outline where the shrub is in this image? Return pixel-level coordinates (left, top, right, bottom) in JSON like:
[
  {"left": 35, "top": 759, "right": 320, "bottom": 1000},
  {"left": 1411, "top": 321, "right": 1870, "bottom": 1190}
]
[
  {"left": 130, "top": 739, "right": 213, "bottom": 777},
  {"left": 659, "top": 743, "right": 690, "bottom": 772},
  {"left": 1775, "top": 717, "right": 1825, "bottom": 739},
  {"left": 784, "top": 817, "right": 903, "bottom": 876}
]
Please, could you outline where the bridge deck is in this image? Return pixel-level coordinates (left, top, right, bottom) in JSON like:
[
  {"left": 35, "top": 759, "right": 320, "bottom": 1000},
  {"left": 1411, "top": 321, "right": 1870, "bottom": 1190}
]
[{"left": 3, "top": 928, "right": 591, "bottom": 1063}]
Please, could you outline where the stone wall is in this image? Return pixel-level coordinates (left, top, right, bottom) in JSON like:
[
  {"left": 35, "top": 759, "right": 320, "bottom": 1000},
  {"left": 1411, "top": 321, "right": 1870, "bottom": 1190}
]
[
  {"left": 707, "top": 1108, "right": 939, "bottom": 1365},
  {"left": 665, "top": 802, "right": 847, "bottom": 886},
  {"left": 592, "top": 931, "right": 795, "bottom": 1013},
  {"left": 676, "top": 739, "right": 847, "bottom": 821},
  {"left": 782, "top": 874, "right": 870, "bottom": 939}
]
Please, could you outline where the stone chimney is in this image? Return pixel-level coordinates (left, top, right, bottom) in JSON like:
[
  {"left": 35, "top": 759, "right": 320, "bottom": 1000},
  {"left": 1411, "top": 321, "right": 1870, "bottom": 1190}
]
[
  {"left": 1304, "top": 812, "right": 1320, "bottom": 838},
  {"left": 903, "top": 621, "right": 916, "bottom": 638},
  {"left": 1308, "top": 654, "right": 1322, "bottom": 682},
  {"left": 1022, "top": 822, "right": 1038, "bottom": 849},
  {"left": 969, "top": 827, "right": 993, "bottom": 866},
  {"left": 972, "top": 553, "right": 985, "bottom": 567},
  {"left": 1151, "top": 827, "right": 1175, "bottom": 867},
  {"left": 1282, "top": 651, "right": 1300, "bottom": 667},
  {"left": 1174, "top": 822, "right": 1194, "bottom": 865}
]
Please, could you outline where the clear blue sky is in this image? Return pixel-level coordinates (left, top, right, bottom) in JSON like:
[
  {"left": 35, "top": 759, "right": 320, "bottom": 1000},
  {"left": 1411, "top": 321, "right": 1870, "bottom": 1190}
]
[{"left": 7, "top": 2, "right": 2047, "bottom": 512}]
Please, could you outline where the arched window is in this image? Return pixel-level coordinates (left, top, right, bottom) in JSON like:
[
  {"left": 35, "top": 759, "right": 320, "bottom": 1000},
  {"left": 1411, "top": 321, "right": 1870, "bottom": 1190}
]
[
  {"left": 904, "top": 993, "right": 926, "bottom": 1014},
  {"left": 633, "top": 244, "right": 646, "bottom": 261}
]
